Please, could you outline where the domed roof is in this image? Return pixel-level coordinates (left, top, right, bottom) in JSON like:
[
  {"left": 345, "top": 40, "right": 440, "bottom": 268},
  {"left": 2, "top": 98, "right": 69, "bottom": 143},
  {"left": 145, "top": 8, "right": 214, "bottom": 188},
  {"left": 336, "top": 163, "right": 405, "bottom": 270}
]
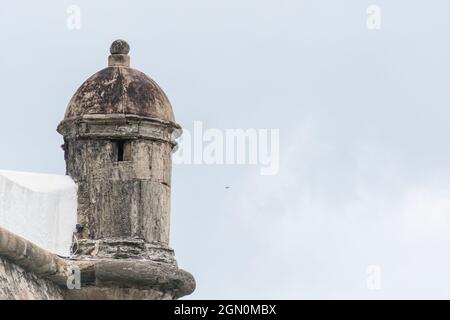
[{"left": 64, "top": 40, "right": 176, "bottom": 123}]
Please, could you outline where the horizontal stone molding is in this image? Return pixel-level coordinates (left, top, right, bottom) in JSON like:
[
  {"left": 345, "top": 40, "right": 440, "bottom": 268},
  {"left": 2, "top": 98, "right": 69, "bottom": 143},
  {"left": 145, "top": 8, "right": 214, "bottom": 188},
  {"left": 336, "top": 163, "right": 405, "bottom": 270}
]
[
  {"left": 57, "top": 114, "right": 182, "bottom": 144},
  {"left": 75, "top": 238, "right": 176, "bottom": 264}
]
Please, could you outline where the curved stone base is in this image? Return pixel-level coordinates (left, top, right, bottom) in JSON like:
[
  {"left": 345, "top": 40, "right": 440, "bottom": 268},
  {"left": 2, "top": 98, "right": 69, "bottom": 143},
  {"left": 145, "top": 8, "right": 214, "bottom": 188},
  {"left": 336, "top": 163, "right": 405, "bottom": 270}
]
[
  {"left": 68, "top": 258, "right": 195, "bottom": 300},
  {"left": 68, "top": 238, "right": 195, "bottom": 299}
]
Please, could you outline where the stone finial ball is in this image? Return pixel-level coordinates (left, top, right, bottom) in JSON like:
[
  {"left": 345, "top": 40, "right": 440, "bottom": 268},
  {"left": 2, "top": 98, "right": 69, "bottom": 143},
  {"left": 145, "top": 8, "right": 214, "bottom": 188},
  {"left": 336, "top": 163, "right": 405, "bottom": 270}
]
[{"left": 110, "top": 40, "right": 130, "bottom": 55}]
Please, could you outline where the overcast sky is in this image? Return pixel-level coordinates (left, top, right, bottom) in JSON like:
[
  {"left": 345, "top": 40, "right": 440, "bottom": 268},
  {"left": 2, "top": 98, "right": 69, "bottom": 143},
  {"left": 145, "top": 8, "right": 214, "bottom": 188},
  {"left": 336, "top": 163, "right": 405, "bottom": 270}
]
[{"left": 2, "top": 0, "right": 450, "bottom": 299}]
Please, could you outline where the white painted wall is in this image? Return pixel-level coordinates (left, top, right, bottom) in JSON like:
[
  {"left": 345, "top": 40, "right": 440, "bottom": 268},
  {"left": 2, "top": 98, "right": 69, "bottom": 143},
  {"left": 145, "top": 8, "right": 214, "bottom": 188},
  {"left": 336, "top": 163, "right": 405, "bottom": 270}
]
[{"left": 0, "top": 170, "right": 77, "bottom": 257}]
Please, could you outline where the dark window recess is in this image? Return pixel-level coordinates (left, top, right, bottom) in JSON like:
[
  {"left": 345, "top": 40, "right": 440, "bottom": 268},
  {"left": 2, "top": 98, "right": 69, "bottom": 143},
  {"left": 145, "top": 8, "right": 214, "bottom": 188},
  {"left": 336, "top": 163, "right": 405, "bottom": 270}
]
[
  {"left": 113, "top": 140, "right": 131, "bottom": 162},
  {"left": 117, "top": 141, "right": 125, "bottom": 161}
]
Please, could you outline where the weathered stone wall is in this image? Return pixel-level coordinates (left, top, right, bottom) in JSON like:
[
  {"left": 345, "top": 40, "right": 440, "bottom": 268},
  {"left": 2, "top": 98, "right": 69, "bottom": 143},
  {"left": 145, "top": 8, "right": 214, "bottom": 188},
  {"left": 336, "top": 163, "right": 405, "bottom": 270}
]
[
  {"left": 65, "top": 137, "right": 172, "bottom": 244},
  {"left": 0, "top": 257, "right": 63, "bottom": 300}
]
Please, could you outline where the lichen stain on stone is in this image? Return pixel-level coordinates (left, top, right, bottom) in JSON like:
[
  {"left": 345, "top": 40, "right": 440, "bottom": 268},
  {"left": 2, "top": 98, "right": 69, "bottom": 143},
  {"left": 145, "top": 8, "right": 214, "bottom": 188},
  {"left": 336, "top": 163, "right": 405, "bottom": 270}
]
[{"left": 65, "top": 67, "right": 175, "bottom": 122}]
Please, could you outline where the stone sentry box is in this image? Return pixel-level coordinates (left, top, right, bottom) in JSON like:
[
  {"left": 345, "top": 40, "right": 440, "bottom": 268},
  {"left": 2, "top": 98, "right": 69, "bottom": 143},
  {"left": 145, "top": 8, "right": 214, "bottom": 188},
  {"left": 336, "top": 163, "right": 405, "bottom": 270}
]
[
  {"left": 59, "top": 116, "right": 177, "bottom": 260},
  {"left": 55, "top": 40, "right": 194, "bottom": 299}
]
